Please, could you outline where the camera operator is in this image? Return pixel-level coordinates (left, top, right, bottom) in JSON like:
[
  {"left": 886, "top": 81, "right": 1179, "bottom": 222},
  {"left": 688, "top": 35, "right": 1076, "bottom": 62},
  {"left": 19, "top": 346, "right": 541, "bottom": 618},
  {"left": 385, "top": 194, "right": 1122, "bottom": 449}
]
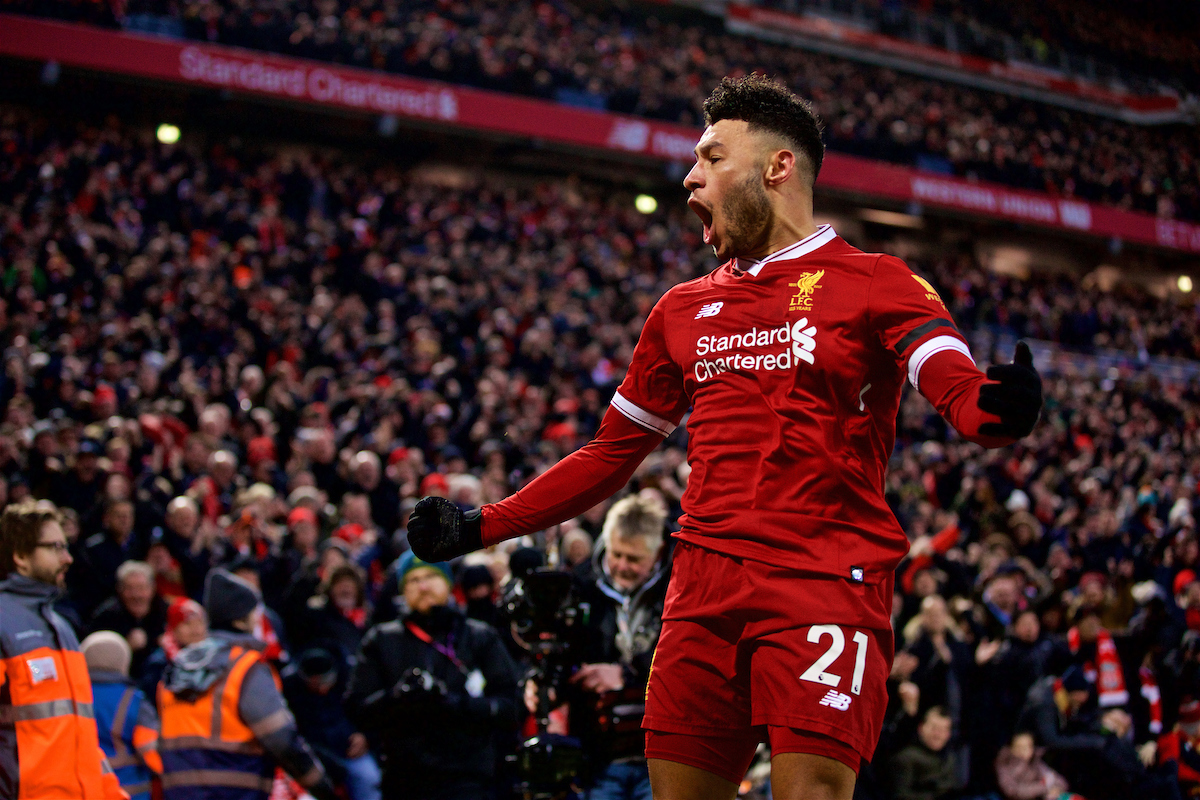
[
  {"left": 571, "top": 494, "right": 671, "bottom": 800},
  {"left": 345, "top": 553, "right": 519, "bottom": 800}
]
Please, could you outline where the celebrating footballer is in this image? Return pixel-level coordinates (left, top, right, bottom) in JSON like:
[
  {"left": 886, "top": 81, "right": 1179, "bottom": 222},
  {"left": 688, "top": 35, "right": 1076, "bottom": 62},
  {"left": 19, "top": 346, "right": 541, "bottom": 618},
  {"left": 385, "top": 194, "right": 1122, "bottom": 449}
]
[{"left": 408, "top": 74, "right": 1043, "bottom": 800}]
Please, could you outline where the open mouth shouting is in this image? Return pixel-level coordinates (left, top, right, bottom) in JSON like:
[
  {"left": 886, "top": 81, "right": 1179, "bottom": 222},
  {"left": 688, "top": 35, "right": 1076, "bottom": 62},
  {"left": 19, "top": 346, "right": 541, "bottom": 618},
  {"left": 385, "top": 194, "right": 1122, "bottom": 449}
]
[{"left": 688, "top": 197, "right": 715, "bottom": 245}]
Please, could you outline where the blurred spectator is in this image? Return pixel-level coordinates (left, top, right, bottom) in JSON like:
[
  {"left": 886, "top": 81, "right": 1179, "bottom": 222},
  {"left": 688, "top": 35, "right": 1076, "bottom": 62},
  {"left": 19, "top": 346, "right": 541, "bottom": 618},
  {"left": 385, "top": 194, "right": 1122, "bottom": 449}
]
[
  {"left": 1067, "top": 605, "right": 1130, "bottom": 708},
  {"left": 888, "top": 706, "right": 963, "bottom": 800},
  {"left": 89, "top": 560, "right": 168, "bottom": 679},
  {"left": 82, "top": 630, "right": 163, "bottom": 800},
  {"left": 993, "top": 730, "right": 1070, "bottom": 800},
  {"left": 346, "top": 450, "right": 400, "bottom": 537},
  {"left": 459, "top": 564, "right": 500, "bottom": 629},
  {"left": 279, "top": 505, "right": 320, "bottom": 585},
  {"left": 902, "top": 595, "right": 971, "bottom": 730},
  {"left": 299, "top": 563, "right": 371, "bottom": 668},
  {"left": 72, "top": 499, "right": 148, "bottom": 620},
  {"left": 159, "top": 495, "right": 213, "bottom": 598},
  {"left": 1016, "top": 666, "right": 1112, "bottom": 793},
  {"left": 139, "top": 596, "right": 209, "bottom": 698},
  {"left": 282, "top": 647, "right": 382, "bottom": 800},
  {"left": 985, "top": 609, "right": 1072, "bottom": 729},
  {"left": 52, "top": 438, "right": 106, "bottom": 516},
  {"left": 560, "top": 528, "right": 595, "bottom": 569}
]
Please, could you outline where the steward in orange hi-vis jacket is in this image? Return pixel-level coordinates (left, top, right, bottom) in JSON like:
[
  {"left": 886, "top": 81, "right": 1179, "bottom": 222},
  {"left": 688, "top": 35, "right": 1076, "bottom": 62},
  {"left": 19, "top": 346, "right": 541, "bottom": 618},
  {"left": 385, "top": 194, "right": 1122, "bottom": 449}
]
[
  {"left": 157, "top": 569, "right": 336, "bottom": 800},
  {"left": 0, "top": 500, "right": 128, "bottom": 800}
]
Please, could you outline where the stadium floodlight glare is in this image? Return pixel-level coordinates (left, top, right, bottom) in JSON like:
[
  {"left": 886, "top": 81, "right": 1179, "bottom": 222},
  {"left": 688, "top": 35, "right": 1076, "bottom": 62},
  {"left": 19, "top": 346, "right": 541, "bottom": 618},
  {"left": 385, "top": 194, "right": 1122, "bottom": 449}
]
[
  {"left": 1180, "top": 275, "right": 1194, "bottom": 293},
  {"left": 635, "top": 194, "right": 658, "bottom": 214},
  {"left": 156, "top": 124, "right": 181, "bottom": 145}
]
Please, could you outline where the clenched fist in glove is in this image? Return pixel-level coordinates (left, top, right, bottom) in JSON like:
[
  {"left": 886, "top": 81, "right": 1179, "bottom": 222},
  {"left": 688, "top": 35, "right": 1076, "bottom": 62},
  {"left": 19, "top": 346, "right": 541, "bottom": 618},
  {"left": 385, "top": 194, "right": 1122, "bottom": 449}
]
[
  {"left": 407, "top": 496, "right": 483, "bottom": 561},
  {"left": 977, "top": 341, "right": 1042, "bottom": 439}
]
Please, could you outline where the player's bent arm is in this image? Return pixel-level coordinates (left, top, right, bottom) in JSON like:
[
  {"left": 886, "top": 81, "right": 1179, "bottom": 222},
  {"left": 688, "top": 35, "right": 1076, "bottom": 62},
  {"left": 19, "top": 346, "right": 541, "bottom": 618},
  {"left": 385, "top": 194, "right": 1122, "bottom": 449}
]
[
  {"left": 481, "top": 407, "right": 665, "bottom": 545},
  {"left": 406, "top": 407, "right": 665, "bottom": 561},
  {"left": 911, "top": 341, "right": 1041, "bottom": 448}
]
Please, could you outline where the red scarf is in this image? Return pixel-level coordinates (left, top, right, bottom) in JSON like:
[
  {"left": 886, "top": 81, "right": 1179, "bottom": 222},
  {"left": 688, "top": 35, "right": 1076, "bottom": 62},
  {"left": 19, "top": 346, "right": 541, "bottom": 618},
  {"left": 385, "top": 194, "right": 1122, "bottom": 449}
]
[
  {"left": 1068, "top": 626, "right": 1128, "bottom": 708},
  {"left": 1187, "top": 606, "right": 1200, "bottom": 632},
  {"left": 1157, "top": 730, "right": 1200, "bottom": 784},
  {"left": 1140, "top": 665, "right": 1163, "bottom": 734},
  {"left": 340, "top": 605, "right": 367, "bottom": 628},
  {"left": 254, "top": 608, "right": 286, "bottom": 663},
  {"left": 162, "top": 631, "right": 184, "bottom": 661}
]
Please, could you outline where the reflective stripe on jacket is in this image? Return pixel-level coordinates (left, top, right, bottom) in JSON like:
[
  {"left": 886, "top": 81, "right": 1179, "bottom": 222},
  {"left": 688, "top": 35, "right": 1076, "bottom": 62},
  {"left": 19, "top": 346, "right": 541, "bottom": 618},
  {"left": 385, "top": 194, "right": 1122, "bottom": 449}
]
[
  {"left": 0, "top": 574, "right": 127, "bottom": 799},
  {"left": 92, "top": 675, "right": 162, "bottom": 800},
  {"left": 158, "top": 645, "right": 275, "bottom": 800}
]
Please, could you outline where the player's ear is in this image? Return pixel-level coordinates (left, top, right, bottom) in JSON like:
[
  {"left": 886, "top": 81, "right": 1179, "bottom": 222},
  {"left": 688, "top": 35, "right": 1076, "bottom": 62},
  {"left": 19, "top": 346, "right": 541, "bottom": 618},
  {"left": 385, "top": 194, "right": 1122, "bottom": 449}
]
[{"left": 764, "top": 148, "right": 795, "bottom": 187}]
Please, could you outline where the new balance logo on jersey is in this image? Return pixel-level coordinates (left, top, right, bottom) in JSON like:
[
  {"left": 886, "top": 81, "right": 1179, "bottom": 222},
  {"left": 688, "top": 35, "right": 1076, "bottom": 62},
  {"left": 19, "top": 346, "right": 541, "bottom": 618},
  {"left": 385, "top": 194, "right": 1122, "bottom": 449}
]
[
  {"left": 695, "top": 302, "right": 724, "bottom": 319},
  {"left": 819, "top": 690, "right": 852, "bottom": 711}
]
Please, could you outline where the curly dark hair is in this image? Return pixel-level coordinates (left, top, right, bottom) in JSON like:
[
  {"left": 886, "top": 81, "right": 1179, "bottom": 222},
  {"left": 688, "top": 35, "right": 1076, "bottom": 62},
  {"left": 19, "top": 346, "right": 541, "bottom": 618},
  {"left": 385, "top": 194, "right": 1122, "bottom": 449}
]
[{"left": 703, "top": 74, "right": 825, "bottom": 183}]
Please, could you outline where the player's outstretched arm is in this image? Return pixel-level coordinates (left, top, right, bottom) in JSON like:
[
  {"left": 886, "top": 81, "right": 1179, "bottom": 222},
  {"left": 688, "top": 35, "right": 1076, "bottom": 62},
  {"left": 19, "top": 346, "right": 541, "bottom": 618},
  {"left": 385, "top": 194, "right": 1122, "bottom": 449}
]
[
  {"left": 408, "top": 407, "right": 664, "bottom": 561},
  {"left": 916, "top": 340, "right": 1042, "bottom": 448}
]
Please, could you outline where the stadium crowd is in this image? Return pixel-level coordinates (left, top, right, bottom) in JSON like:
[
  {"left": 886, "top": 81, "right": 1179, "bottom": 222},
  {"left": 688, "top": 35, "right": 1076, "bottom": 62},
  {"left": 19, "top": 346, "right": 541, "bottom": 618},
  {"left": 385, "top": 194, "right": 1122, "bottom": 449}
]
[
  {"left": 929, "top": 0, "right": 1200, "bottom": 93},
  {"left": 4, "top": 103, "right": 1200, "bottom": 799},
  {"left": 8, "top": 0, "right": 1200, "bottom": 225}
]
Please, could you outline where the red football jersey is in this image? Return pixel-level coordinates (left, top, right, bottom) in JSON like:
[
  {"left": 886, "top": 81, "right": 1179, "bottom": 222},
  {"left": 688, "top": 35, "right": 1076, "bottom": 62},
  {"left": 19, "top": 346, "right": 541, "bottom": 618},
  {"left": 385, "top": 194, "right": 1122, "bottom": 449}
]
[{"left": 611, "top": 225, "right": 973, "bottom": 584}]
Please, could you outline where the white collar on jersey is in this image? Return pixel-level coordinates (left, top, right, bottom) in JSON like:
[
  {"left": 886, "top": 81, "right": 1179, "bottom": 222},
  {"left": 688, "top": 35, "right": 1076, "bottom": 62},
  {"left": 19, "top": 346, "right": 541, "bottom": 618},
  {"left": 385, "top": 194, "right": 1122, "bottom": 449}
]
[{"left": 734, "top": 224, "right": 837, "bottom": 277}]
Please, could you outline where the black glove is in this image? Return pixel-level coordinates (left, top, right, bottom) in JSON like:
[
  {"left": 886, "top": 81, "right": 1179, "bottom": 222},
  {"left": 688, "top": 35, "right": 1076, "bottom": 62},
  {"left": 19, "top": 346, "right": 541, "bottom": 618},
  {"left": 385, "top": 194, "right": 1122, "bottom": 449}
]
[
  {"left": 977, "top": 341, "right": 1042, "bottom": 439},
  {"left": 407, "top": 496, "right": 483, "bottom": 561},
  {"left": 391, "top": 667, "right": 448, "bottom": 710}
]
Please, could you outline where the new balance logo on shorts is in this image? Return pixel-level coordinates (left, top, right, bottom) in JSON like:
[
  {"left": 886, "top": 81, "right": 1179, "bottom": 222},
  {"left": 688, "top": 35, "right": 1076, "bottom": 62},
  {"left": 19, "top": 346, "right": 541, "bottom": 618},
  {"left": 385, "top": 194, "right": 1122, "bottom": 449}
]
[
  {"left": 819, "top": 690, "right": 853, "bottom": 711},
  {"left": 695, "top": 302, "right": 724, "bottom": 319}
]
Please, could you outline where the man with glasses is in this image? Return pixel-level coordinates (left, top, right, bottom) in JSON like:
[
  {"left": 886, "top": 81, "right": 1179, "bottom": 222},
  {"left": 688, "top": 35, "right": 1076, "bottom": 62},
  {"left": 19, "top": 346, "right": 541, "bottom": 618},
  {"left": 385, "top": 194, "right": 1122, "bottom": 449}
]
[{"left": 0, "top": 498, "right": 128, "bottom": 799}]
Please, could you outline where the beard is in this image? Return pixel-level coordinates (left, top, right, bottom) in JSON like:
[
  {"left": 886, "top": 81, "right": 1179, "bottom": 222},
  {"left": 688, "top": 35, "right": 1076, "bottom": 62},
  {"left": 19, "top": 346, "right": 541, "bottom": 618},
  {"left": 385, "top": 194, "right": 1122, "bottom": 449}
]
[
  {"left": 718, "top": 172, "right": 772, "bottom": 259},
  {"left": 32, "top": 562, "right": 67, "bottom": 588}
]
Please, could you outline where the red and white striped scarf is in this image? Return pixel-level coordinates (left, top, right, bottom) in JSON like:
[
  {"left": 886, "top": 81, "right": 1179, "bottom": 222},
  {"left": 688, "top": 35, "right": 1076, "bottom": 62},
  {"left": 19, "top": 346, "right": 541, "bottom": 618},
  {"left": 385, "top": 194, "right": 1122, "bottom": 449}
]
[
  {"left": 1140, "top": 665, "right": 1163, "bottom": 734},
  {"left": 254, "top": 607, "right": 286, "bottom": 664},
  {"left": 1068, "top": 626, "right": 1129, "bottom": 708}
]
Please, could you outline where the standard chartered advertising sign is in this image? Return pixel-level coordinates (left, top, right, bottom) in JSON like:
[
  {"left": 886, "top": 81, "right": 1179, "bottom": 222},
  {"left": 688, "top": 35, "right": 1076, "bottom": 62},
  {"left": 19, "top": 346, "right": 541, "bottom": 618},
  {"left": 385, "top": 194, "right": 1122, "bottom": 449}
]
[{"left": 179, "top": 48, "right": 458, "bottom": 121}]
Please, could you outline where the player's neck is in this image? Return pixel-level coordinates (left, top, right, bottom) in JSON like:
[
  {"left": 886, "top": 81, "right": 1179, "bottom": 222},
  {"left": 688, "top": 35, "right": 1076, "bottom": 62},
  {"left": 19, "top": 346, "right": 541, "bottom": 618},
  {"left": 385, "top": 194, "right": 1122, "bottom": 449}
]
[
  {"left": 736, "top": 198, "right": 818, "bottom": 262},
  {"left": 738, "top": 216, "right": 819, "bottom": 262}
]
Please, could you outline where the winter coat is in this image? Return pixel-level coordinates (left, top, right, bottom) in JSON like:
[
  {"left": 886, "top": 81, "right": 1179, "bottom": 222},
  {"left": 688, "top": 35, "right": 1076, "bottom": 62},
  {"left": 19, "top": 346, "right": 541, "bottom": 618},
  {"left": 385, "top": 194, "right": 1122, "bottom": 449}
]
[
  {"left": 889, "top": 741, "right": 961, "bottom": 800},
  {"left": 345, "top": 605, "right": 518, "bottom": 798},
  {"left": 994, "top": 745, "right": 1069, "bottom": 800},
  {"left": 571, "top": 542, "right": 670, "bottom": 765}
]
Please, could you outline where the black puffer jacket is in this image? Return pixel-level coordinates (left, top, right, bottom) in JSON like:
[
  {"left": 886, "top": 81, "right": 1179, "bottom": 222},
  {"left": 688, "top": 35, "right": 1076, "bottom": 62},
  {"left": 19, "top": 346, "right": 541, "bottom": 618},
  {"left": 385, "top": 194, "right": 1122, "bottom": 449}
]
[{"left": 345, "top": 605, "right": 519, "bottom": 798}]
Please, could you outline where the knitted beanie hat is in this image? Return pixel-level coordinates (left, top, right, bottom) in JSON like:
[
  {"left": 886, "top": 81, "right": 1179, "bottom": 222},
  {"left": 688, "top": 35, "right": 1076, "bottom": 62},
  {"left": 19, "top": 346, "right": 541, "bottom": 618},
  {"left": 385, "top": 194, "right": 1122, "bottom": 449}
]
[{"left": 81, "top": 631, "right": 132, "bottom": 676}]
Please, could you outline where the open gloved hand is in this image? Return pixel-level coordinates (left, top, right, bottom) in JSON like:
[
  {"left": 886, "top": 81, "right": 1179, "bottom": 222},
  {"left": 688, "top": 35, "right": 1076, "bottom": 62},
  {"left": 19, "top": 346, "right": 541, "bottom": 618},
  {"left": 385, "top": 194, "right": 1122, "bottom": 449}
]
[
  {"left": 977, "top": 341, "right": 1042, "bottom": 439},
  {"left": 407, "top": 496, "right": 483, "bottom": 561}
]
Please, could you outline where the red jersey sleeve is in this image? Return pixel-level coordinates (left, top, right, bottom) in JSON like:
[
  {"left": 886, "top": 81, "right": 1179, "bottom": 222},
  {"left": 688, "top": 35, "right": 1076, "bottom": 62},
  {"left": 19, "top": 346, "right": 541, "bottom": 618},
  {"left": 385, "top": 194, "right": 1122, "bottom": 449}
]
[
  {"left": 610, "top": 295, "right": 690, "bottom": 437},
  {"left": 479, "top": 296, "right": 689, "bottom": 546},
  {"left": 868, "top": 255, "right": 970, "bottom": 376},
  {"left": 480, "top": 408, "right": 663, "bottom": 545},
  {"left": 868, "top": 256, "right": 1011, "bottom": 448}
]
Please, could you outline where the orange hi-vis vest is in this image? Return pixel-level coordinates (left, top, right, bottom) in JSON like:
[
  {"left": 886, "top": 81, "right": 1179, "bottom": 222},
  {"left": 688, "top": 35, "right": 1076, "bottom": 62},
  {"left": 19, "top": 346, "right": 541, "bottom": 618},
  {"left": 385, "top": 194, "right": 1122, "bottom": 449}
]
[
  {"left": 0, "top": 575, "right": 127, "bottom": 799},
  {"left": 157, "top": 644, "right": 279, "bottom": 800}
]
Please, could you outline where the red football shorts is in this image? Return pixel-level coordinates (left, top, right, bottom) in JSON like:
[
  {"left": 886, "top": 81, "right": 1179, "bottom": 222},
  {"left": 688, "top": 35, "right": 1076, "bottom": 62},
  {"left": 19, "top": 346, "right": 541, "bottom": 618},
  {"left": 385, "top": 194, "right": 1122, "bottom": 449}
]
[{"left": 643, "top": 541, "right": 895, "bottom": 779}]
